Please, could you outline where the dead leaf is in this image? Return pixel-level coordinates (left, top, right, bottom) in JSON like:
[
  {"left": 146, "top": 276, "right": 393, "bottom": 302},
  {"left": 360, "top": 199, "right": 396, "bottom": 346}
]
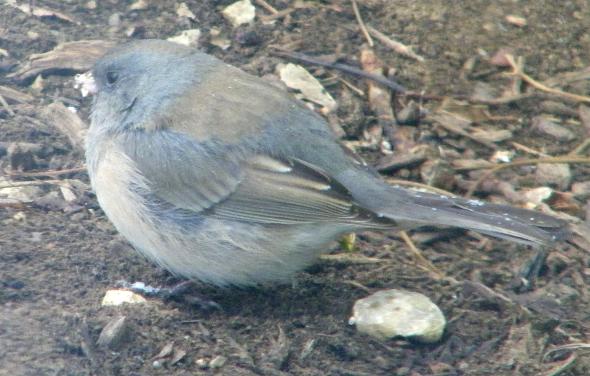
[
  {"left": 7, "top": 1, "right": 79, "bottom": 24},
  {"left": 278, "top": 63, "right": 337, "bottom": 111},
  {"left": 9, "top": 40, "right": 116, "bottom": 82},
  {"left": 42, "top": 102, "right": 88, "bottom": 151}
]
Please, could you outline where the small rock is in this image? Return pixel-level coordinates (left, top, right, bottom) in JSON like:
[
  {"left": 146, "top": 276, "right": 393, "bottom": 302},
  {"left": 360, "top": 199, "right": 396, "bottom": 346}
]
[
  {"left": 535, "top": 163, "right": 572, "bottom": 190},
  {"left": 0, "top": 179, "right": 43, "bottom": 203},
  {"left": 129, "top": 0, "right": 148, "bottom": 10},
  {"left": 195, "top": 358, "right": 209, "bottom": 369},
  {"left": 532, "top": 116, "right": 575, "bottom": 141},
  {"left": 31, "top": 75, "right": 45, "bottom": 93},
  {"left": 108, "top": 13, "right": 121, "bottom": 27},
  {"left": 85, "top": 1, "right": 97, "bottom": 10},
  {"left": 222, "top": 0, "right": 256, "bottom": 27},
  {"left": 13, "top": 211, "right": 27, "bottom": 221},
  {"left": 97, "top": 316, "right": 130, "bottom": 350},
  {"left": 27, "top": 31, "right": 39, "bottom": 40},
  {"left": 521, "top": 187, "right": 554, "bottom": 206},
  {"left": 176, "top": 2, "right": 195, "bottom": 20},
  {"left": 167, "top": 29, "right": 202, "bottom": 47},
  {"left": 209, "top": 27, "right": 231, "bottom": 50},
  {"left": 349, "top": 289, "right": 446, "bottom": 343},
  {"left": 490, "top": 150, "right": 515, "bottom": 163},
  {"left": 209, "top": 355, "right": 227, "bottom": 369},
  {"left": 572, "top": 181, "right": 590, "bottom": 198},
  {"left": 101, "top": 290, "right": 147, "bottom": 306}
]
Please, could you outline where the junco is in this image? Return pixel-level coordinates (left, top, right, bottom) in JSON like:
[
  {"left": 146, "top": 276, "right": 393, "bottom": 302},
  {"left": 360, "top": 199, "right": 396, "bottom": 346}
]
[{"left": 80, "top": 39, "right": 568, "bottom": 286}]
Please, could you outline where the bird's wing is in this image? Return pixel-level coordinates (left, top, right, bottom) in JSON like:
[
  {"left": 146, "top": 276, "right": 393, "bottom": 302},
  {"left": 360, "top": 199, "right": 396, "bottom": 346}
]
[{"left": 122, "top": 131, "right": 391, "bottom": 227}]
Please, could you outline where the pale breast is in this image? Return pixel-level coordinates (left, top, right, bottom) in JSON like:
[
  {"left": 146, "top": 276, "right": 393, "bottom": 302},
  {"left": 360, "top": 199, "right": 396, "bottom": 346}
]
[{"left": 92, "top": 146, "right": 172, "bottom": 267}]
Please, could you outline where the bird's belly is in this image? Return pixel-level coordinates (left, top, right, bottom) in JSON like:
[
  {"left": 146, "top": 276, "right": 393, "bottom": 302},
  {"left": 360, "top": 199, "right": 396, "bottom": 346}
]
[{"left": 91, "top": 148, "right": 342, "bottom": 286}]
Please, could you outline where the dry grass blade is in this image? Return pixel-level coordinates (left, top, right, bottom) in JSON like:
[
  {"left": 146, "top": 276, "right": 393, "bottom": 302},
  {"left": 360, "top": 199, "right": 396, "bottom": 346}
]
[
  {"left": 366, "top": 25, "right": 425, "bottom": 62},
  {"left": 505, "top": 54, "right": 590, "bottom": 104},
  {"left": 399, "top": 231, "right": 454, "bottom": 282},
  {"left": 351, "top": 0, "right": 373, "bottom": 47}
]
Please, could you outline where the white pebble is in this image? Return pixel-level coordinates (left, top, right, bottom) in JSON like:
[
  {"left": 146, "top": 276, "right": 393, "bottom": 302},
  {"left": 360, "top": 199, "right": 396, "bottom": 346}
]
[
  {"left": 349, "top": 289, "right": 446, "bottom": 343},
  {"left": 101, "top": 289, "right": 147, "bottom": 306}
]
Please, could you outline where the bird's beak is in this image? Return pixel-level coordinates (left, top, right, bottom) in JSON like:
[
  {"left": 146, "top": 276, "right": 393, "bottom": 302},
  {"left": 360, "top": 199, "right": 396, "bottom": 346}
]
[{"left": 74, "top": 72, "right": 97, "bottom": 97}]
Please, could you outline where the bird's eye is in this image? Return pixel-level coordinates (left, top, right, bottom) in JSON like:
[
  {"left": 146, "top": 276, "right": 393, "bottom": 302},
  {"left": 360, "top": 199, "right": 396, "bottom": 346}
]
[{"left": 106, "top": 71, "right": 119, "bottom": 85}]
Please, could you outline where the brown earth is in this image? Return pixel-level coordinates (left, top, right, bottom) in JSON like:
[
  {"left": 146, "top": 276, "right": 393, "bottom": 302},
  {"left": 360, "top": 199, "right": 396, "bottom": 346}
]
[{"left": 1, "top": 1, "right": 590, "bottom": 375}]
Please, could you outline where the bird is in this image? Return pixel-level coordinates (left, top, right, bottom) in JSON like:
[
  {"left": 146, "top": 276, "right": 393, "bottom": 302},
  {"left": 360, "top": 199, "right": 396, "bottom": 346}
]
[{"left": 80, "top": 39, "right": 569, "bottom": 287}]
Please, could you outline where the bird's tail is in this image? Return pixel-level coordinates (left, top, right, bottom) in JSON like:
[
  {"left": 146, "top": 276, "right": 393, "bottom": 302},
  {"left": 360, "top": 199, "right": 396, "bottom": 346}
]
[{"left": 342, "top": 172, "right": 570, "bottom": 246}]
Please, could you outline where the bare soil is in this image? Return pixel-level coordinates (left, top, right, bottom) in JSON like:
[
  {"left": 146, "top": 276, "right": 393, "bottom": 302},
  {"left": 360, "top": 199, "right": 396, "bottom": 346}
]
[{"left": 1, "top": 1, "right": 590, "bottom": 375}]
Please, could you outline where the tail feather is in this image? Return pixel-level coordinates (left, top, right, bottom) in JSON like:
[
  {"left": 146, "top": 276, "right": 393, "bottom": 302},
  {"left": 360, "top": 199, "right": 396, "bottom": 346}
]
[{"left": 349, "top": 179, "right": 570, "bottom": 246}]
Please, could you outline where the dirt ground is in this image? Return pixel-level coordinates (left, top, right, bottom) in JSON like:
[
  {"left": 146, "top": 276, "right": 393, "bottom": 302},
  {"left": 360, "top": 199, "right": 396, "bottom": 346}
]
[{"left": 1, "top": 0, "right": 590, "bottom": 375}]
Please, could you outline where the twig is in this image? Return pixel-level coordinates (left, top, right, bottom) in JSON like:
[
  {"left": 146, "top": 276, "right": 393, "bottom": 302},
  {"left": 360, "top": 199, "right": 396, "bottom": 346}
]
[
  {"left": 342, "top": 280, "right": 371, "bottom": 292},
  {"left": 466, "top": 156, "right": 590, "bottom": 196},
  {"left": 366, "top": 25, "right": 425, "bottom": 62},
  {"left": 544, "top": 343, "right": 590, "bottom": 360},
  {"left": 0, "top": 93, "right": 15, "bottom": 116},
  {"left": 568, "top": 137, "right": 590, "bottom": 156},
  {"left": 544, "top": 353, "right": 577, "bottom": 376},
  {"left": 319, "top": 253, "right": 385, "bottom": 264},
  {"left": 0, "top": 179, "right": 68, "bottom": 189},
  {"left": 270, "top": 49, "right": 407, "bottom": 93},
  {"left": 510, "top": 141, "right": 549, "bottom": 157},
  {"left": 337, "top": 77, "right": 365, "bottom": 96},
  {"left": 351, "top": 0, "right": 373, "bottom": 46},
  {"left": 399, "top": 230, "right": 453, "bottom": 282},
  {"left": 254, "top": 0, "right": 278, "bottom": 14},
  {"left": 7, "top": 166, "right": 86, "bottom": 178},
  {"left": 506, "top": 54, "right": 590, "bottom": 103}
]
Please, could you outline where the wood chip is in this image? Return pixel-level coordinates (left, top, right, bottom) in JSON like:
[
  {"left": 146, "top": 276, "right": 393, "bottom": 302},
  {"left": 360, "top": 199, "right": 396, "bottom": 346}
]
[
  {"left": 505, "top": 15, "right": 527, "bottom": 27},
  {"left": 278, "top": 63, "right": 337, "bottom": 111},
  {"left": 97, "top": 316, "right": 131, "bottom": 350},
  {"left": 7, "top": 0, "right": 79, "bottom": 24},
  {"left": 0, "top": 86, "right": 34, "bottom": 103},
  {"left": 9, "top": 40, "right": 116, "bottom": 82},
  {"left": 532, "top": 116, "right": 575, "bottom": 141},
  {"left": 42, "top": 102, "right": 88, "bottom": 152}
]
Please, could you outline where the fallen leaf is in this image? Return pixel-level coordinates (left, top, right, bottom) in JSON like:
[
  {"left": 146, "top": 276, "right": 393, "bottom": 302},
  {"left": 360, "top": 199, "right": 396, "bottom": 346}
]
[{"left": 278, "top": 63, "right": 337, "bottom": 111}]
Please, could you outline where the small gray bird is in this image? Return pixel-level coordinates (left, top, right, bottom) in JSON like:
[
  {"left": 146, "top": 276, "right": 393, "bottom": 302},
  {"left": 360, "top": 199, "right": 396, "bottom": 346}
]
[{"left": 82, "top": 40, "right": 568, "bottom": 287}]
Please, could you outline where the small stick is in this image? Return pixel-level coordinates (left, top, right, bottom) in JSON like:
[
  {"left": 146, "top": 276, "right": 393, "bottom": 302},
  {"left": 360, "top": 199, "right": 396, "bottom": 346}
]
[
  {"left": 270, "top": 49, "right": 406, "bottom": 93},
  {"left": 8, "top": 166, "right": 86, "bottom": 178},
  {"left": 399, "top": 231, "right": 452, "bottom": 281},
  {"left": 0, "top": 179, "right": 69, "bottom": 189},
  {"left": 506, "top": 54, "right": 590, "bottom": 103},
  {"left": 351, "top": 0, "right": 373, "bottom": 47},
  {"left": 337, "top": 77, "right": 365, "bottom": 96},
  {"left": 466, "top": 155, "right": 590, "bottom": 196},
  {"left": 254, "top": 0, "right": 278, "bottom": 14},
  {"left": 510, "top": 141, "right": 549, "bottom": 157},
  {"left": 366, "top": 25, "right": 425, "bottom": 62},
  {"left": 568, "top": 138, "right": 590, "bottom": 156},
  {"left": 0, "top": 93, "right": 15, "bottom": 116}
]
